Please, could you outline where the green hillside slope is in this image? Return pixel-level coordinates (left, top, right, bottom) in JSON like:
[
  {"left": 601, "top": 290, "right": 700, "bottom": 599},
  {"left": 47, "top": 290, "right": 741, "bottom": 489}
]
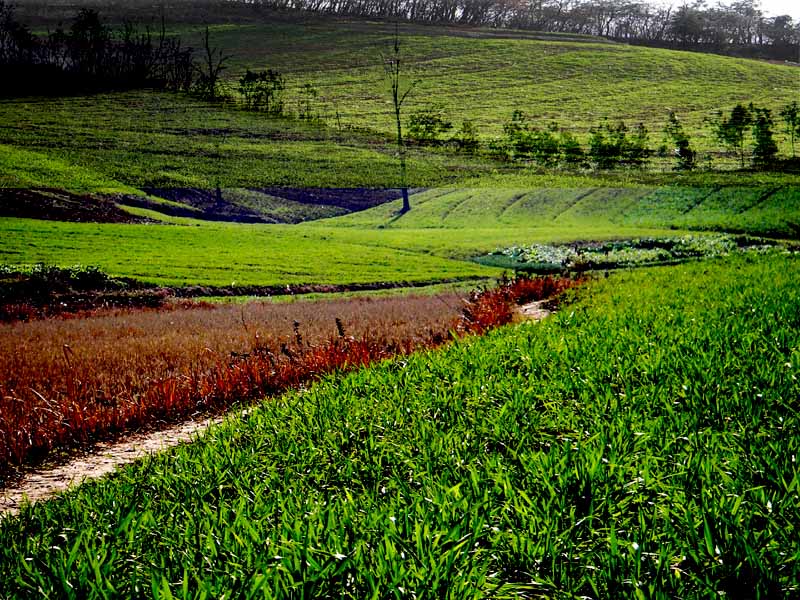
[
  {"left": 198, "top": 20, "right": 800, "bottom": 148},
  {"left": 0, "top": 18, "right": 797, "bottom": 194},
  {"left": 322, "top": 186, "right": 800, "bottom": 237}
]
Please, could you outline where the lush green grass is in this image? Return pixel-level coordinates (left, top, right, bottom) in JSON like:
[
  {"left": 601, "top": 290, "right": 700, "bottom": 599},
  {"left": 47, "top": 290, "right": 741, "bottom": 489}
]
[
  {"left": 0, "top": 218, "right": 501, "bottom": 286},
  {"left": 0, "top": 93, "right": 497, "bottom": 191},
  {"left": 0, "top": 213, "right": 690, "bottom": 285},
  {"left": 198, "top": 279, "right": 488, "bottom": 304},
  {"left": 192, "top": 21, "right": 800, "bottom": 149},
  {"left": 323, "top": 186, "right": 800, "bottom": 238},
  {"left": 0, "top": 143, "right": 140, "bottom": 194},
  {"left": 4, "top": 183, "right": 797, "bottom": 288},
  {"left": 2, "top": 254, "right": 798, "bottom": 597}
]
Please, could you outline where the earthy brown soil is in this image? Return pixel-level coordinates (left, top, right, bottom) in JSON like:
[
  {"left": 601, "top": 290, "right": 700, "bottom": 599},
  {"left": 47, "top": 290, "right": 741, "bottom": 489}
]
[
  {"left": 0, "top": 188, "right": 152, "bottom": 223},
  {"left": 517, "top": 300, "right": 552, "bottom": 321}
]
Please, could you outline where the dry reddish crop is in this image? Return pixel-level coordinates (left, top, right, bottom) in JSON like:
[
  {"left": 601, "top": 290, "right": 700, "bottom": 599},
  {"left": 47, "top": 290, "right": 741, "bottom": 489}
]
[
  {"left": 0, "top": 276, "right": 580, "bottom": 481},
  {"left": 460, "top": 273, "right": 582, "bottom": 334}
]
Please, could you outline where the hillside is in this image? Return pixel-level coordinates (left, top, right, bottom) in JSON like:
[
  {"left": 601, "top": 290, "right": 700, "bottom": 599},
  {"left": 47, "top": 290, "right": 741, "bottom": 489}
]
[
  {"left": 0, "top": 13, "right": 798, "bottom": 197},
  {"left": 321, "top": 186, "right": 800, "bottom": 238},
  {"left": 196, "top": 20, "right": 799, "bottom": 145}
]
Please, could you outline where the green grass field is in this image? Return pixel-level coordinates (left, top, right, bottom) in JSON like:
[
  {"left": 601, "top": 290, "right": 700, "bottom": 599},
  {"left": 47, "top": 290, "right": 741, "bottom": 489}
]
[
  {"left": 3, "top": 183, "right": 799, "bottom": 287},
  {"left": 2, "top": 6, "right": 800, "bottom": 595},
  {"left": 322, "top": 186, "right": 800, "bottom": 238},
  {"left": 0, "top": 217, "right": 502, "bottom": 287},
  {"left": 2, "top": 254, "right": 797, "bottom": 597},
  {"left": 196, "top": 20, "right": 800, "bottom": 146}
]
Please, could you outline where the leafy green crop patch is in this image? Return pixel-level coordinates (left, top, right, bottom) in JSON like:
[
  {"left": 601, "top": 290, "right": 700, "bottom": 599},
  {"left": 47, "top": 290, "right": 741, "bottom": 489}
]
[{"left": 476, "top": 234, "right": 786, "bottom": 272}]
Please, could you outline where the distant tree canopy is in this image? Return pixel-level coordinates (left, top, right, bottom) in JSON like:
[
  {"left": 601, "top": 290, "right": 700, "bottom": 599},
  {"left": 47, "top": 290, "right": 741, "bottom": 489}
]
[
  {"left": 0, "top": 2, "right": 194, "bottom": 96},
  {"left": 234, "top": 0, "right": 799, "bottom": 59}
]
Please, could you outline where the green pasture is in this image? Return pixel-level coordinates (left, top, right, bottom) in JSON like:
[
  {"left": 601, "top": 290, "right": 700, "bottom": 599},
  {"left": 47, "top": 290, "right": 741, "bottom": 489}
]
[
  {"left": 0, "top": 216, "right": 671, "bottom": 286},
  {"left": 186, "top": 21, "right": 800, "bottom": 148},
  {"left": 3, "top": 183, "right": 799, "bottom": 287},
  {"left": 2, "top": 254, "right": 798, "bottom": 597},
  {"left": 0, "top": 93, "right": 495, "bottom": 191}
]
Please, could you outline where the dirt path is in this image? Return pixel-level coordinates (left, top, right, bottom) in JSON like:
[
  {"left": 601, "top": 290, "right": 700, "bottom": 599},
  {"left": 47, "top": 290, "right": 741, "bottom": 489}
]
[
  {"left": 0, "top": 414, "right": 230, "bottom": 518},
  {"left": 1, "top": 303, "right": 553, "bottom": 518},
  {"left": 517, "top": 300, "right": 552, "bottom": 321}
]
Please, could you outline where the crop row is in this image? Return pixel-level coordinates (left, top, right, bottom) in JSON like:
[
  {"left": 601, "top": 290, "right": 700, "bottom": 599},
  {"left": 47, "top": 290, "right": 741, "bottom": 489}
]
[
  {"left": 0, "top": 276, "right": 575, "bottom": 481},
  {"left": 0, "top": 255, "right": 797, "bottom": 597}
]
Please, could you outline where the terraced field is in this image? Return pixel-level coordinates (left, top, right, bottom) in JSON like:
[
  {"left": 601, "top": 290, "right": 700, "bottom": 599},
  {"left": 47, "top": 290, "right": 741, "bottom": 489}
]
[
  {"left": 1, "top": 15, "right": 798, "bottom": 194},
  {"left": 323, "top": 186, "right": 800, "bottom": 237}
]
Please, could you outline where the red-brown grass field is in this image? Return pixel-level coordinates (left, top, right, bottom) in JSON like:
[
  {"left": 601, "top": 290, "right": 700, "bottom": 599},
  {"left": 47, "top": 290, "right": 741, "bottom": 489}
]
[{"left": 0, "top": 276, "right": 578, "bottom": 481}]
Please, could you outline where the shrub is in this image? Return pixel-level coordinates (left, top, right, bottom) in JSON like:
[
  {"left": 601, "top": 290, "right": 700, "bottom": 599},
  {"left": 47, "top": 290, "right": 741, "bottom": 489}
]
[
  {"left": 589, "top": 120, "right": 650, "bottom": 168},
  {"left": 238, "top": 68, "right": 285, "bottom": 114},
  {"left": 751, "top": 106, "right": 778, "bottom": 168},
  {"left": 710, "top": 103, "right": 753, "bottom": 168},
  {"left": 664, "top": 111, "right": 696, "bottom": 170},
  {"left": 559, "top": 129, "right": 587, "bottom": 166},
  {"left": 502, "top": 112, "right": 562, "bottom": 164},
  {"left": 452, "top": 119, "right": 480, "bottom": 152},
  {"left": 407, "top": 106, "right": 453, "bottom": 145}
]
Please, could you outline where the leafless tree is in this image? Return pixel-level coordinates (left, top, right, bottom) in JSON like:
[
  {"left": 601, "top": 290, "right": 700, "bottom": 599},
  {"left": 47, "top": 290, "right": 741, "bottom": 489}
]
[
  {"left": 195, "top": 26, "right": 230, "bottom": 101},
  {"left": 382, "top": 24, "right": 416, "bottom": 214}
]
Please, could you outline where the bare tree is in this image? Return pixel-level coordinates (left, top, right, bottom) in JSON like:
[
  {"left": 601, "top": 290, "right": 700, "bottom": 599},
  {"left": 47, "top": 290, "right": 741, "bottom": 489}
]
[
  {"left": 382, "top": 24, "right": 416, "bottom": 214},
  {"left": 195, "top": 26, "right": 229, "bottom": 101}
]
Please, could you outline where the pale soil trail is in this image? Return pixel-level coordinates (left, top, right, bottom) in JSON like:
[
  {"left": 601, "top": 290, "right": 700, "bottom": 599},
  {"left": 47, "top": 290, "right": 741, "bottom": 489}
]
[
  {"left": 517, "top": 300, "right": 552, "bottom": 321},
  {"left": 0, "top": 304, "right": 551, "bottom": 518},
  {"left": 0, "top": 414, "right": 228, "bottom": 518}
]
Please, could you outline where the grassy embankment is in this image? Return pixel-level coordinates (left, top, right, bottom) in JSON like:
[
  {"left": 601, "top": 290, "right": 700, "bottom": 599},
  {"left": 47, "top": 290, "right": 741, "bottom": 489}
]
[
  {"left": 322, "top": 186, "right": 800, "bottom": 238},
  {"left": 1, "top": 253, "right": 797, "bottom": 597}
]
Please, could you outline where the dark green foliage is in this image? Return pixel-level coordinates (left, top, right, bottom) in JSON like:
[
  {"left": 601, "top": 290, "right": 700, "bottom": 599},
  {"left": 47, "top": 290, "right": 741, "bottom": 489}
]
[
  {"left": 751, "top": 106, "right": 778, "bottom": 168},
  {"left": 588, "top": 122, "right": 623, "bottom": 168},
  {"left": 502, "top": 110, "right": 532, "bottom": 158},
  {"left": 0, "top": 264, "right": 163, "bottom": 320},
  {"left": 452, "top": 119, "right": 480, "bottom": 152},
  {"left": 407, "top": 106, "right": 453, "bottom": 145},
  {"left": 664, "top": 111, "right": 696, "bottom": 170},
  {"left": 778, "top": 101, "right": 799, "bottom": 158},
  {"left": 502, "top": 112, "right": 562, "bottom": 165},
  {"left": 558, "top": 129, "right": 587, "bottom": 165},
  {"left": 528, "top": 126, "right": 561, "bottom": 165},
  {"left": 710, "top": 103, "right": 753, "bottom": 168},
  {"left": 237, "top": 68, "right": 285, "bottom": 114},
  {"left": 588, "top": 121, "right": 650, "bottom": 168}
]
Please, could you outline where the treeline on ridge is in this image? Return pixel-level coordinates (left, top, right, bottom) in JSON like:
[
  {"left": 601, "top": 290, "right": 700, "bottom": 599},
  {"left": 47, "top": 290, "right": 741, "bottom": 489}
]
[
  {"left": 242, "top": 0, "right": 800, "bottom": 60},
  {"left": 0, "top": 2, "right": 194, "bottom": 95}
]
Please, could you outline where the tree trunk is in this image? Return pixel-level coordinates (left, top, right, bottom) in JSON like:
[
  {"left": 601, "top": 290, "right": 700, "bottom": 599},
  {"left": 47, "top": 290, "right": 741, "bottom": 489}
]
[{"left": 395, "top": 106, "right": 410, "bottom": 213}]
